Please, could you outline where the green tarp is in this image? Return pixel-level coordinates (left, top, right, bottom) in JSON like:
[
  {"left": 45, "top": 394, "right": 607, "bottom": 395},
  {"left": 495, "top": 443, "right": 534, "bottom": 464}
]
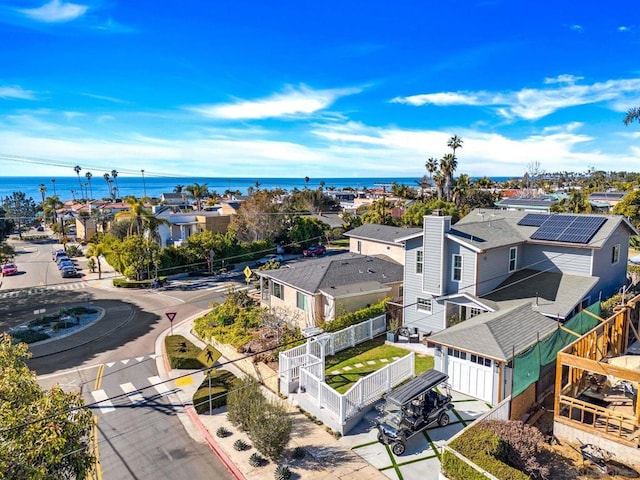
[{"left": 512, "top": 302, "right": 601, "bottom": 397}]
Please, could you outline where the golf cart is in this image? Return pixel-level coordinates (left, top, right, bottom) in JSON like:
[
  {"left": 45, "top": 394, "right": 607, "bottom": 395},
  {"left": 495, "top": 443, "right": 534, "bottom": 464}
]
[{"left": 375, "top": 369, "right": 453, "bottom": 455}]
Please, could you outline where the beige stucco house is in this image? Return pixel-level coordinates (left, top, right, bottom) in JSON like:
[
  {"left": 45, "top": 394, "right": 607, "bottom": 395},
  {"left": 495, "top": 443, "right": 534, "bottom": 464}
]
[{"left": 344, "top": 224, "right": 421, "bottom": 265}]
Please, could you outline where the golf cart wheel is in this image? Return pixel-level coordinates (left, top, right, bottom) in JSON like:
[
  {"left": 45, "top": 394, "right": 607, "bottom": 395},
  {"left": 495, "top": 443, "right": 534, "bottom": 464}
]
[
  {"left": 438, "top": 412, "right": 450, "bottom": 427},
  {"left": 391, "top": 441, "right": 406, "bottom": 456}
]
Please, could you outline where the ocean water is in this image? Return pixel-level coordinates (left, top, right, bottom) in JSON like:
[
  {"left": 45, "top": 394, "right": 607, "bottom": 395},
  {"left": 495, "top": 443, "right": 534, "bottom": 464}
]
[{"left": 0, "top": 176, "right": 512, "bottom": 202}]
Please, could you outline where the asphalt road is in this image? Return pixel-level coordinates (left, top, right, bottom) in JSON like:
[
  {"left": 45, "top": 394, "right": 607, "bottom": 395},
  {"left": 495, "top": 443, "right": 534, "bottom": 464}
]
[{"left": 4, "top": 234, "right": 234, "bottom": 480}]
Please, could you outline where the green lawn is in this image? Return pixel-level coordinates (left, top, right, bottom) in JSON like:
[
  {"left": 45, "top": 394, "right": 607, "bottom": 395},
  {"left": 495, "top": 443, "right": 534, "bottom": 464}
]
[{"left": 324, "top": 336, "right": 434, "bottom": 393}]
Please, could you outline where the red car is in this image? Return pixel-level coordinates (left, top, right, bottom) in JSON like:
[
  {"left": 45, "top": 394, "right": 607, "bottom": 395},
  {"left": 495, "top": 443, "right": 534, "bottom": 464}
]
[
  {"left": 2, "top": 263, "right": 18, "bottom": 276},
  {"left": 303, "top": 245, "right": 327, "bottom": 257}
]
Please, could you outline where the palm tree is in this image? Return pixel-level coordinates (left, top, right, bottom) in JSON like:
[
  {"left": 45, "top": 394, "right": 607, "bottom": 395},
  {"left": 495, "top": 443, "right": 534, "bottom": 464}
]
[
  {"left": 50, "top": 178, "right": 57, "bottom": 197},
  {"left": 447, "top": 134, "right": 463, "bottom": 157},
  {"left": 91, "top": 207, "right": 113, "bottom": 234},
  {"left": 86, "top": 241, "right": 110, "bottom": 280},
  {"left": 73, "top": 165, "right": 84, "bottom": 201},
  {"left": 440, "top": 153, "right": 458, "bottom": 201},
  {"left": 70, "top": 190, "right": 77, "bottom": 202},
  {"left": 174, "top": 184, "right": 184, "bottom": 193},
  {"left": 103, "top": 173, "right": 112, "bottom": 199},
  {"left": 114, "top": 196, "right": 167, "bottom": 237},
  {"left": 452, "top": 174, "right": 471, "bottom": 206},
  {"left": 185, "top": 183, "right": 209, "bottom": 211},
  {"left": 433, "top": 171, "right": 446, "bottom": 200},
  {"left": 85, "top": 171, "right": 93, "bottom": 200},
  {"left": 38, "top": 183, "right": 47, "bottom": 217},
  {"left": 43, "top": 195, "right": 62, "bottom": 225},
  {"left": 111, "top": 170, "right": 119, "bottom": 199},
  {"left": 624, "top": 107, "right": 640, "bottom": 126},
  {"left": 425, "top": 157, "right": 439, "bottom": 187},
  {"left": 141, "top": 169, "right": 147, "bottom": 198},
  {"left": 304, "top": 176, "right": 310, "bottom": 189}
]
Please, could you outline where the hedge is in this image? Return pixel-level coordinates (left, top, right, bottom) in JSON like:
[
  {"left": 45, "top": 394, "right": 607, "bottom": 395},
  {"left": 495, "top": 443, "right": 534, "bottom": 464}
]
[
  {"left": 192, "top": 370, "right": 238, "bottom": 414},
  {"left": 443, "top": 425, "right": 529, "bottom": 480},
  {"left": 321, "top": 298, "right": 389, "bottom": 332},
  {"left": 113, "top": 276, "right": 168, "bottom": 288},
  {"left": 165, "top": 335, "right": 205, "bottom": 369}
]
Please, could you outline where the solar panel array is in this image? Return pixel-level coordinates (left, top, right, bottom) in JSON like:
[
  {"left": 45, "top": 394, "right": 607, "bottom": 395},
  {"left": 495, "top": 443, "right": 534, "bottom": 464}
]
[{"left": 522, "top": 214, "right": 608, "bottom": 244}]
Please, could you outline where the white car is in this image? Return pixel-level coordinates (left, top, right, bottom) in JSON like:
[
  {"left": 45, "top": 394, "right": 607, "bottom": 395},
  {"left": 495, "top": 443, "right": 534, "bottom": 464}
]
[{"left": 256, "top": 254, "right": 284, "bottom": 266}]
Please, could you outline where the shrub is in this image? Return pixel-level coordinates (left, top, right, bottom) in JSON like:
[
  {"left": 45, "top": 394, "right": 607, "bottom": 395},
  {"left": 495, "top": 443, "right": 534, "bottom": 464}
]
[
  {"left": 216, "top": 426, "right": 231, "bottom": 438},
  {"left": 274, "top": 464, "right": 291, "bottom": 480},
  {"left": 164, "top": 335, "right": 204, "bottom": 369},
  {"left": 291, "top": 446, "right": 306, "bottom": 459},
  {"left": 10, "top": 329, "right": 50, "bottom": 344},
  {"left": 233, "top": 439, "right": 250, "bottom": 451},
  {"left": 248, "top": 401, "right": 292, "bottom": 461},
  {"left": 249, "top": 452, "right": 266, "bottom": 467},
  {"left": 227, "top": 377, "right": 264, "bottom": 431},
  {"left": 321, "top": 298, "right": 389, "bottom": 332},
  {"left": 113, "top": 277, "right": 168, "bottom": 288}
]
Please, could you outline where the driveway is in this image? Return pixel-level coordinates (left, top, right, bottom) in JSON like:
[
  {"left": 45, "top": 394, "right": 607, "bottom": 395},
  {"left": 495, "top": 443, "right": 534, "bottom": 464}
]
[{"left": 339, "top": 390, "right": 492, "bottom": 479}]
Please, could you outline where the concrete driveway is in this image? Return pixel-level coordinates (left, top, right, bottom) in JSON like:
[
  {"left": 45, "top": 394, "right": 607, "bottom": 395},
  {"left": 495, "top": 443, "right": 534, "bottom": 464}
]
[{"left": 339, "top": 391, "right": 492, "bottom": 479}]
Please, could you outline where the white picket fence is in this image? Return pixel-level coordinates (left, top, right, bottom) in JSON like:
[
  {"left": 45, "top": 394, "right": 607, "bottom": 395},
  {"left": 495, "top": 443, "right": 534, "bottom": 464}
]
[
  {"left": 279, "top": 314, "right": 387, "bottom": 386},
  {"left": 299, "top": 352, "right": 415, "bottom": 423}
]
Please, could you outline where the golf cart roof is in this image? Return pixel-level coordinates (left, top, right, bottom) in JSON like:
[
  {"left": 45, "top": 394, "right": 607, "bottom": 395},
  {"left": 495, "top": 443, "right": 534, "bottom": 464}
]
[{"left": 385, "top": 369, "right": 448, "bottom": 407}]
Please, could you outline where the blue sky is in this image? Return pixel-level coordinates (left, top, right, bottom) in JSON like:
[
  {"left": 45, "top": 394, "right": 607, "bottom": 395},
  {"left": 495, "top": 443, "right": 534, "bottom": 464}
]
[{"left": 0, "top": 0, "right": 639, "bottom": 179}]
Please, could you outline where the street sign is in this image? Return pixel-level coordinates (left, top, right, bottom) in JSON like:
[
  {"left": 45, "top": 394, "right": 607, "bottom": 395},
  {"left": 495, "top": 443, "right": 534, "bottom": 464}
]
[
  {"left": 165, "top": 312, "right": 177, "bottom": 322},
  {"left": 197, "top": 344, "right": 221, "bottom": 368},
  {"left": 243, "top": 265, "right": 253, "bottom": 280}
]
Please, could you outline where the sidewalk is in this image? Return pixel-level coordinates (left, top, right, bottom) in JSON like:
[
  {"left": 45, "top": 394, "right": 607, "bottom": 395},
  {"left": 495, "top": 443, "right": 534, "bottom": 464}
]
[{"left": 155, "top": 316, "right": 387, "bottom": 480}]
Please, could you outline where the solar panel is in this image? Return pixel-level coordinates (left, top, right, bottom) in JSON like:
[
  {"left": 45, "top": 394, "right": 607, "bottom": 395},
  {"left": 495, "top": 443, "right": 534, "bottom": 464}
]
[
  {"left": 529, "top": 215, "right": 607, "bottom": 244},
  {"left": 517, "top": 213, "right": 550, "bottom": 227}
]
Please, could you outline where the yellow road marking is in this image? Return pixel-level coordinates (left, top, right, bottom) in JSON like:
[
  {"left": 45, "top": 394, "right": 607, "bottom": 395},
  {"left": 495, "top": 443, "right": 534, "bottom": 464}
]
[
  {"left": 89, "top": 415, "right": 102, "bottom": 480},
  {"left": 175, "top": 376, "right": 193, "bottom": 387},
  {"left": 94, "top": 364, "right": 104, "bottom": 391}
]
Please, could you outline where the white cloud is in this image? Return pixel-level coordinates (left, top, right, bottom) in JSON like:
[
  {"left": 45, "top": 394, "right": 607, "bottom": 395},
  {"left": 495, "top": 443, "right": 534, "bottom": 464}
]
[
  {"left": 19, "top": 0, "right": 88, "bottom": 23},
  {"left": 81, "top": 93, "right": 128, "bottom": 104},
  {"left": 391, "top": 77, "right": 640, "bottom": 120},
  {"left": 0, "top": 85, "right": 37, "bottom": 100},
  {"left": 188, "top": 85, "right": 361, "bottom": 120},
  {"left": 570, "top": 24, "right": 583, "bottom": 32},
  {"left": 618, "top": 26, "right": 629, "bottom": 32}
]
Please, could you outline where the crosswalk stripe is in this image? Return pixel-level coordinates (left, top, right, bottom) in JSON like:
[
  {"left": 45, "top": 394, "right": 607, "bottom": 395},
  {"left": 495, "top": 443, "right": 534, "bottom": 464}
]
[
  {"left": 120, "top": 382, "right": 145, "bottom": 404},
  {"left": 91, "top": 389, "right": 115, "bottom": 413},
  {"left": 148, "top": 376, "right": 170, "bottom": 396}
]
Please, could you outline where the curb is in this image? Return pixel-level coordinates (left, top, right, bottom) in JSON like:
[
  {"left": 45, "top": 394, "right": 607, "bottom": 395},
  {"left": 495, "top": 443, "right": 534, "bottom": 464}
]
[{"left": 185, "top": 405, "right": 247, "bottom": 480}]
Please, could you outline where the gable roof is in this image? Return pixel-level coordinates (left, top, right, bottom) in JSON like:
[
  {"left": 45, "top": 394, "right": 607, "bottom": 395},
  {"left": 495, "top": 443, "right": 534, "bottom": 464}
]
[
  {"left": 481, "top": 269, "right": 598, "bottom": 319},
  {"left": 427, "top": 302, "right": 558, "bottom": 361},
  {"left": 161, "top": 192, "right": 184, "bottom": 199},
  {"left": 256, "top": 253, "right": 403, "bottom": 294},
  {"left": 345, "top": 224, "right": 422, "bottom": 245}
]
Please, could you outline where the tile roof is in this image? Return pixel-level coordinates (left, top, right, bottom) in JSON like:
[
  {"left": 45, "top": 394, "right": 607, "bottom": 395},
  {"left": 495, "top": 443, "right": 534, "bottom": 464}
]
[
  {"left": 344, "top": 224, "right": 422, "bottom": 245},
  {"left": 427, "top": 302, "right": 559, "bottom": 361},
  {"left": 256, "top": 253, "right": 403, "bottom": 294}
]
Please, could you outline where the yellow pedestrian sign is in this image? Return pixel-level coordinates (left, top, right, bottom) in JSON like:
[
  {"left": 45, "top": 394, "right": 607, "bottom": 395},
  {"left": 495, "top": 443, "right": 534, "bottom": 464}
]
[
  {"left": 198, "top": 344, "right": 221, "bottom": 368},
  {"left": 244, "top": 265, "right": 253, "bottom": 281}
]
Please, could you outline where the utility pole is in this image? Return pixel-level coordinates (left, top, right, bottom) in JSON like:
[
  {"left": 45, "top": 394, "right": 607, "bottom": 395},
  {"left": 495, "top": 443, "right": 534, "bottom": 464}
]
[{"left": 141, "top": 169, "right": 147, "bottom": 198}]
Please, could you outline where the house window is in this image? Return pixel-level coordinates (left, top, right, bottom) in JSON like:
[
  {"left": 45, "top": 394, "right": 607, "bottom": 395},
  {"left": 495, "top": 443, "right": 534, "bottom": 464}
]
[
  {"left": 416, "top": 250, "right": 423, "bottom": 274},
  {"left": 447, "top": 348, "right": 467, "bottom": 360},
  {"left": 469, "top": 307, "right": 482, "bottom": 319},
  {"left": 509, "top": 247, "right": 517, "bottom": 272},
  {"left": 357, "top": 240, "right": 362, "bottom": 253},
  {"left": 612, "top": 244, "right": 620, "bottom": 264},
  {"left": 272, "top": 282, "right": 284, "bottom": 300},
  {"left": 452, "top": 254, "right": 462, "bottom": 281},
  {"left": 399, "top": 285, "right": 404, "bottom": 298},
  {"left": 417, "top": 297, "right": 432, "bottom": 313},
  {"left": 296, "top": 292, "right": 307, "bottom": 311}
]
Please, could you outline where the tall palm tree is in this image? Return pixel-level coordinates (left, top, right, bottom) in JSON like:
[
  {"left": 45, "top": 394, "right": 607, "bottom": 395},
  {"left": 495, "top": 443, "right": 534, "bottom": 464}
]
[
  {"left": 73, "top": 165, "right": 84, "bottom": 201},
  {"left": 447, "top": 134, "right": 463, "bottom": 157},
  {"left": 624, "top": 107, "right": 640, "bottom": 126},
  {"left": 304, "top": 176, "right": 310, "bottom": 189},
  {"left": 50, "top": 178, "right": 57, "bottom": 197},
  {"left": 70, "top": 189, "right": 77, "bottom": 202},
  {"left": 103, "top": 173, "right": 112, "bottom": 199},
  {"left": 425, "top": 157, "right": 438, "bottom": 187},
  {"left": 141, "top": 169, "right": 147, "bottom": 198},
  {"left": 433, "top": 171, "right": 446, "bottom": 200},
  {"left": 185, "top": 183, "right": 209, "bottom": 211},
  {"left": 38, "top": 183, "right": 47, "bottom": 217},
  {"left": 86, "top": 241, "right": 110, "bottom": 280},
  {"left": 111, "top": 169, "right": 119, "bottom": 199},
  {"left": 440, "top": 153, "right": 458, "bottom": 201},
  {"left": 173, "top": 184, "right": 184, "bottom": 193},
  {"left": 43, "top": 195, "right": 62, "bottom": 225},
  {"left": 85, "top": 171, "right": 93, "bottom": 200},
  {"left": 114, "top": 196, "right": 167, "bottom": 237},
  {"left": 452, "top": 174, "right": 471, "bottom": 207}
]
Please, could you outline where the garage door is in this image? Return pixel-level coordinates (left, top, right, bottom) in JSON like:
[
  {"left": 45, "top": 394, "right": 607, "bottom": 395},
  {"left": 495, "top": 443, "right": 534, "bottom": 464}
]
[{"left": 446, "top": 351, "right": 494, "bottom": 404}]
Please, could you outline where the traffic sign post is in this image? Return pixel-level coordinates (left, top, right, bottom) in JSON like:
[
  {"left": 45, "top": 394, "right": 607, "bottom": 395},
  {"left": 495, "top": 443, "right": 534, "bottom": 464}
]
[
  {"left": 243, "top": 265, "right": 253, "bottom": 284},
  {"left": 165, "top": 312, "right": 177, "bottom": 336},
  {"left": 198, "top": 344, "right": 222, "bottom": 414}
]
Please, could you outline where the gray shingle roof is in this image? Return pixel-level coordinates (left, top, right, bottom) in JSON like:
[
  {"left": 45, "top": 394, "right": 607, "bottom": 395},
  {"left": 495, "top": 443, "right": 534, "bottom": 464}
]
[
  {"left": 427, "top": 302, "right": 558, "bottom": 361},
  {"left": 257, "top": 253, "right": 403, "bottom": 294},
  {"left": 344, "top": 224, "right": 422, "bottom": 245},
  {"left": 481, "top": 269, "right": 598, "bottom": 319},
  {"left": 448, "top": 218, "right": 526, "bottom": 250}
]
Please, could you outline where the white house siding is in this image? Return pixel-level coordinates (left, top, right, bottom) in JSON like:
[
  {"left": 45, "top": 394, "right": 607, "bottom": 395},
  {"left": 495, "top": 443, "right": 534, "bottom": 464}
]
[
  {"left": 521, "top": 244, "right": 592, "bottom": 275},
  {"left": 348, "top": 238, "right": 406, "bottom": 265},
  {"left": 591, "top": 223, "right": 631, "bottom": 299},
  {"left": 476, "top": 244, "right": 522, "bottom": 296},
  {"left": 444, "top": 243, "right": 476, "bottom": 296},
  {"left": 422, "top": 216, "right": 450, "bottom": 295}
]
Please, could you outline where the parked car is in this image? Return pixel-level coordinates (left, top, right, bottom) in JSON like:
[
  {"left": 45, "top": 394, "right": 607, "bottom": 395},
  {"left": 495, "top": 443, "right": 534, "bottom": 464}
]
[
  {"left": 256, "top": 254, "right": 284, "bottom": 266},
  {"left": 60, "top": 266, "right": 80, "bottom": 278},
  {"left": 58, "top": 260, "right": 76, "bottom": 271},
  {"left": 55, "top": 255, "right": 71, "bottom": 265},
  {"left": 52, "top": 249, "right": 66, "bottom": 260},
  {"left": 303, "top": 245, "right": 327, "bottom": 257},
  {"left": 1, "top": 263, "right": 18, "bottom": 276}
]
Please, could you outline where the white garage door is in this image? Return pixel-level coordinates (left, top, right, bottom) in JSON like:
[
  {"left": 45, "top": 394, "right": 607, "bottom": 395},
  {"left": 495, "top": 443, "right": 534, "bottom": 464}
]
[{"left": 446, "top": 350, "right": 494, "bottom": 404}]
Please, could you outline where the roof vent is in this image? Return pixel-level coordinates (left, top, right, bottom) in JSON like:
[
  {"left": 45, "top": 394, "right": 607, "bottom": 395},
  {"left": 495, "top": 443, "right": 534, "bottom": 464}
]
[{"left": 367, "top": 268, "right": 374, "bottom": 274}]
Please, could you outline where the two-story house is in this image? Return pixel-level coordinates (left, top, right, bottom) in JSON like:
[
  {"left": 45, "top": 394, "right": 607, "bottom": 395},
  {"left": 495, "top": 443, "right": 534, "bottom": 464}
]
[
  {"left": 344, "top": 224, "right": 421, "bottom": 266},
  {"left": 399, "top": 209, "right": 636, "bottom": 404}
]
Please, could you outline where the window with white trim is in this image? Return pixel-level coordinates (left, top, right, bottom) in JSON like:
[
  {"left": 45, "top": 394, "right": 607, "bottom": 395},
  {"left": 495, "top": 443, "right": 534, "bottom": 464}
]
[
  {"left": 296, "top": 291, "right": 307, "bottom": 311},
  {"left": 416, "top": 250, "right": 423, "bottom": 274},
  {"left": 452, "top": 254, "right": 462, "bottom": 281},
  {"left": 417, "top": 297, "right": 432, "bottom": 313},
  {"left": 469, "top": 307, "right": 482, "bottom": 318},
  {"left": 272, "top": 281, "right": 284, "bottom": 300},
  {"left": 509, "top": 246, "right": 517, "bottom": 272},
  {"left": 612, "top": 244, "right": 620, "bottom": 264}
]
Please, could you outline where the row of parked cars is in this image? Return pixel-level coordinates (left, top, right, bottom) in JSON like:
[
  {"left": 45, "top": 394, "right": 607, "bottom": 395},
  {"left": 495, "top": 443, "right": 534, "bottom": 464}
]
[{"left": 52, "top": 249, "right": 81, "bottom": 278}]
